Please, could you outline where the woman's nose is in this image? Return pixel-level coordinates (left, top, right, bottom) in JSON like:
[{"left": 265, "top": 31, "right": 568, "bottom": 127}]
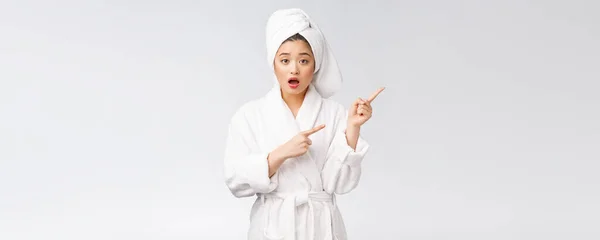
[{"left": 290, "top": 64, "right": 299, "bottom": 75}]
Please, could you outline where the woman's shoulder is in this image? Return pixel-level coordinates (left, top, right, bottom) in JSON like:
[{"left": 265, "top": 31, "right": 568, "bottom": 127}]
[
  {"left": 229, "top": 97, "right": 268, "bottom": 123},
  {"left": 321, "top": 98, "right": 347, "bottom": 114}
]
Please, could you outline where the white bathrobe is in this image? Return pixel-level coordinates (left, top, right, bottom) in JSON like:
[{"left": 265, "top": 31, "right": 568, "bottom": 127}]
[
  {"left": 223, "top": 8, "right": 370, "bottom": 240},
  {"left": 223, "top": 84, "right": 369, "bottom": 240}
]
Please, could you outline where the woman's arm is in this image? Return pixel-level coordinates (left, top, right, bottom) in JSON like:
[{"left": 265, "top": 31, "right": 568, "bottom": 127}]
[
  {"left": 321, "top": 105, "right": 370, "bottom": 195},
  {"left": 267, "top": 123, "right": 327, "bottom": 177},
  {"left": 267, "top": 150, "right": 287, "bottom": 177},
  {"left": 223, "top": 110, "right": 278, "bottom": 198},
  {"left": 322, "top": 89, "right": 382, "bottom": 194},
  {"left": 345, "top": 125, "right": 360, "bottom": 150}
]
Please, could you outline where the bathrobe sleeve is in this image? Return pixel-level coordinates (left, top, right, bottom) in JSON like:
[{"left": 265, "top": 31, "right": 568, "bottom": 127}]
[
  {"left": 321, "top": 104, "right": 370, "bottom": 194},
  {"left": 223, "top": 108, "right": 278, "bottom": 198}
]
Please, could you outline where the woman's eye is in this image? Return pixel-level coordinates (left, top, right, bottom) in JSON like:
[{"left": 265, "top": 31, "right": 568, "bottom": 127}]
[
  {"left": 281, "top": 59, "right": 289, "bottom": 63},
  {"left": 300, "top": 59, "right": 309, "bottom": 64}
]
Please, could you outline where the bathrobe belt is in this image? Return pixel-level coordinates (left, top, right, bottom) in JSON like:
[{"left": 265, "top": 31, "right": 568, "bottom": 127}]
[{"left": 258, "top": 191, "right": 337, "bottom": 240}]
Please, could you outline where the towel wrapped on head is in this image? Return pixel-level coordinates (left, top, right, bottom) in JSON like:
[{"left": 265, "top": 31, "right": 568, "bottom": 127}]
[{"left": 265, "top": 8, "right": 342, "bottom": 99}]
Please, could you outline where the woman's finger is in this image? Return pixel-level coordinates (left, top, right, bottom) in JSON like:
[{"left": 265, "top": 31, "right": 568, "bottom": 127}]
[
  {"left": 358, "top": 98, "right": 366, "bottom": 105},
  {"left": 364, "top": 101, "right": 371, "bottom": 108},
  {"left": 357, "top": 108, "right": 365, "bottom": 115},
  {"left": 366, "top": 87, "right": 385, "bottom": 103},
  {"left": 358, "top": 105, "right": 371, "bottom": 114}
]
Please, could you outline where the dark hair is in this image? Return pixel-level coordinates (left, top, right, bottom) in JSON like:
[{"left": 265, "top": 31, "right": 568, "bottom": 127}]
[{"left": 283, "top": 33, "right": 310, "bottom": 45}]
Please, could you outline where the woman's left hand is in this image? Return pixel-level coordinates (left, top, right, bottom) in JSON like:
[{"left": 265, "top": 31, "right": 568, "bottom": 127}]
[{"left": 347, "top": 87, "right": 385, "bottom": 128}]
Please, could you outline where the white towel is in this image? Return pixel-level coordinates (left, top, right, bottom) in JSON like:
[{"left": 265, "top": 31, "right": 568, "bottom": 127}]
[{"left": 265, "top": 8, "right": 343, "bottom": 99}]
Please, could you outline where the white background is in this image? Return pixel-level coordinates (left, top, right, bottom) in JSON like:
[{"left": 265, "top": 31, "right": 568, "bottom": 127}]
[{"left": 1, "top": 0, "right": 599, "bottom": 239}]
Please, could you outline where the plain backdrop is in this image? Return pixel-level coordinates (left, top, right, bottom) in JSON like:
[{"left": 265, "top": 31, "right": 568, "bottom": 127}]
[{"left": 1, "top": 0, "right": 599, "bottom": 239}]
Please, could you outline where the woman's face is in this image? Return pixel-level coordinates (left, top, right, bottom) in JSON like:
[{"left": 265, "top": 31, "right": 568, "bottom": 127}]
[{"left": 273, "top": 40, "right": 315, "bottom": 96}]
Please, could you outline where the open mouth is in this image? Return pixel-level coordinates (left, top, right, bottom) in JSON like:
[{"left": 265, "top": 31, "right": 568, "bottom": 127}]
[
  {"left": 288, "top": 78, "right": 299, "bottom": 84},
  {"left": 288, "top": 78, "right": 300, "bottom": 88}
]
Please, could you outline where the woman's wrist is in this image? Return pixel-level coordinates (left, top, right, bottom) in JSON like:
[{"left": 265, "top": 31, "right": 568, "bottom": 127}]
[
  {"left": 345, "top": 125, "right": 360, "bottom": 150},
  {"left": 267, "top": 148, "right": 286, "bottom": 177}
]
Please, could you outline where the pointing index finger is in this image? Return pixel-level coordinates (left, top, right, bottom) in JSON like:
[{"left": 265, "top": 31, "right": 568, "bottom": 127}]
[
  {"left": 366, "top": 87, "right": 385, "bottom": 103},
  {"left": 301, "top": 124, "right": 325, "bottom": 136}
]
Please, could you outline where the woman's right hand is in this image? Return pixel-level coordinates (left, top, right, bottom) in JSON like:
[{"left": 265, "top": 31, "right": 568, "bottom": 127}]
[
  {"left": 279, "top": 124, "right": 325, "bottom": 158},
  {"left": 267, "top": 124, "right": 325, "bottom": 177}
]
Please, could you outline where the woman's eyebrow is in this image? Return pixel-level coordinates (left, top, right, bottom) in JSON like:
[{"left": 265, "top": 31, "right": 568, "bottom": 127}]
[{"left": 277, "top": 52, "right": 312, "bottom": 57}]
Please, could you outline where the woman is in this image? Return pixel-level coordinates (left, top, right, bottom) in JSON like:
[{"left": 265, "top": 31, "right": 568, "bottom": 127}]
[{"left": 223, "top": 8, "right": 384, "bottom": 240}]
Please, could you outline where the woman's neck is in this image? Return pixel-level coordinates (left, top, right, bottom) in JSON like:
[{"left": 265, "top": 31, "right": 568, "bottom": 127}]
[{"left": 281, "top": 89, "right": 307, "bottom": 118}]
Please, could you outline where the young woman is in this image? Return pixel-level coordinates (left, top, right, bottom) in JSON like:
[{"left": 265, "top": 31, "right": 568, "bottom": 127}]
[{"left": 223, "top": 8, "right": 384, "bottom": 240}]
